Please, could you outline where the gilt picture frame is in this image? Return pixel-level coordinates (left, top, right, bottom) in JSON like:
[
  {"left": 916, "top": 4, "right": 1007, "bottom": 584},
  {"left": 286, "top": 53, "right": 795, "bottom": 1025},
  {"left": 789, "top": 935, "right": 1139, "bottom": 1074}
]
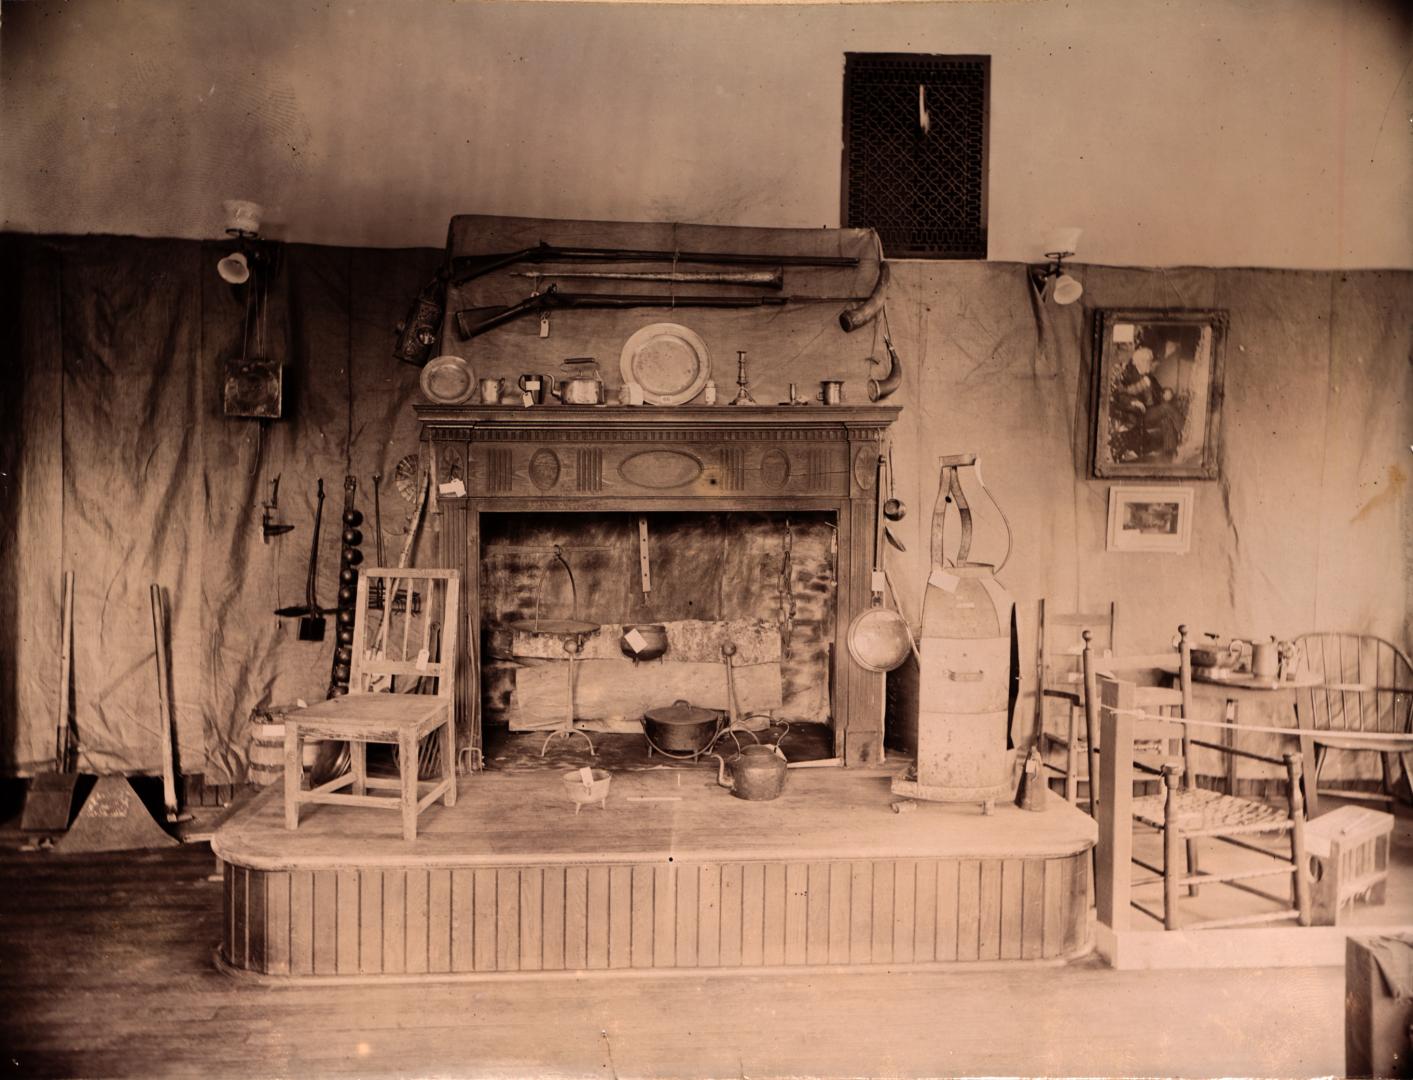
[
  {"left": 1106, "top": 485, "right": 1194, "bottom": 554},
  {"left": 1091, "top": 308, "right": 1227, "bottom": 479}
]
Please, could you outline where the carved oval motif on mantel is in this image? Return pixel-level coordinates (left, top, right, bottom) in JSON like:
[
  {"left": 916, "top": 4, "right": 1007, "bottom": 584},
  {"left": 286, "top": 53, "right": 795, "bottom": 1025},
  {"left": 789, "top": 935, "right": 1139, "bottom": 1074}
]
[
  {"left": 528, "top": 448, "right": 561, "bottom": 491},
  {"left": 853, "top": 446, "right": 878, "bottom": 491},
  {"left": 618, "top": 449, "right": 704, "bottom": 489},
  {"left": 760, "top": 448, "right": 791, "bottom": 490}
]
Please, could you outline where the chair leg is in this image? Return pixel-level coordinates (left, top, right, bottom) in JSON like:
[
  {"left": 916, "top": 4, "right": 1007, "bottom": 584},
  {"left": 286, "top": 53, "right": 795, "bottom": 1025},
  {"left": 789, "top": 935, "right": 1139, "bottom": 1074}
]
[
  {"left": 1162, "top": 766, "right": 1181, "bottom": 931},
  {"left": 1287, "top": 753, "right": 1312, "bottom": 927},
  {"left": 441, "top": 716, "right": 457, "bottom": 807},
  {"left": 1307, "top": 746, "right": 1327, "bottom": 819},
  {"left": 1401, "top": 752, "right": 1413, "bottom": 804},
  {"left": 1064, "top": 705, "right": 1079, "bottom": 806},
  {"left": 1185, "top": 838, "right": 1200, "bottom": 897},
  {"left": 350, "top": 740, "right": 367, "bottom": 797},
  {"left": 283, "top": 721, "right": 301, "bottom": 831},
  {"left": 400, "top": 731, "right": 418, "bottom": 842}
]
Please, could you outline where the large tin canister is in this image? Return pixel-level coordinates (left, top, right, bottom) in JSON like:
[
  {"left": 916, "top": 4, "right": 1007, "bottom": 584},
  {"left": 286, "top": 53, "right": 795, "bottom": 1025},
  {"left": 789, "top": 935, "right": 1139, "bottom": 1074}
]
[{"left": 912, "top": 566, "right": 1014, "bottom": 802}]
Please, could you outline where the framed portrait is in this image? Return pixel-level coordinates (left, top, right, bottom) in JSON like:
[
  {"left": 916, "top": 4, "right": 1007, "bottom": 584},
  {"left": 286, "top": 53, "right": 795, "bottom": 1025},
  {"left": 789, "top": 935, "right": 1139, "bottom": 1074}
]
[
  {"left": 1106, "top": 485, "right": 1194, "bottom": 554},
  {"left": 1091, "top": 308, "right": 1227, "bottom": 479}
]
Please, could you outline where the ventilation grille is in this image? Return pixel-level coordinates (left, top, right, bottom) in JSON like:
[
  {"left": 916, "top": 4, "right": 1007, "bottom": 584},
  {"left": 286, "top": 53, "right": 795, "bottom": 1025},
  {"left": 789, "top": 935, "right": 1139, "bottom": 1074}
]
[{"left": 843, "top": 53, "right": 989, "bottom": 260}]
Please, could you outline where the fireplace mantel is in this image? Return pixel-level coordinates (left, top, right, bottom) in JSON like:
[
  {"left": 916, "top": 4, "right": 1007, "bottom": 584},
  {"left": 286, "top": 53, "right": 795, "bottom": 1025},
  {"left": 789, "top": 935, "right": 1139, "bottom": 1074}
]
[{"left": 417, "top": 404, "right": 901, "bottom": 767}]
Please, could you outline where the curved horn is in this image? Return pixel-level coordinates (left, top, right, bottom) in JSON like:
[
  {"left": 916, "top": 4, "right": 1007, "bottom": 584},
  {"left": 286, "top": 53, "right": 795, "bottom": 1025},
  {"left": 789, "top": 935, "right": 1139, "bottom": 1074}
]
[
  {"left": 868, "top": 333, "right": 904, "bottom": 401},
  {"left": 838, "top": 261, "right": 891, "bottom": 332}
]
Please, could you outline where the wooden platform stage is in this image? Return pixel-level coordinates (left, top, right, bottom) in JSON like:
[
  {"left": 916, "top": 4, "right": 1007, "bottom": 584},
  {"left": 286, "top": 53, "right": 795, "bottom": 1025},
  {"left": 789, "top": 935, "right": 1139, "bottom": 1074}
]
[{"left": 213, "top": 764, "right": 1096, "bottom": 980}]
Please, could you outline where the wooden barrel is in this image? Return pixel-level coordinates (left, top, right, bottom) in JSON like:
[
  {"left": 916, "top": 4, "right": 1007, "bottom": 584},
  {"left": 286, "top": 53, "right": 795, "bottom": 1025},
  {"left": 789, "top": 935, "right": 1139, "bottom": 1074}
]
[{"left": 247, "top": 708, "right": 320, "bottom": 786}]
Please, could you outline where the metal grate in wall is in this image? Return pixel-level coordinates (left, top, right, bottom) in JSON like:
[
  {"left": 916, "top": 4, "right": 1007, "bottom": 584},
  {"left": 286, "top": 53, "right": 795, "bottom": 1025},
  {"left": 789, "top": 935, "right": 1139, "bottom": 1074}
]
[{"left": 842, "top": 53, "right": 990, "bottom": 260}]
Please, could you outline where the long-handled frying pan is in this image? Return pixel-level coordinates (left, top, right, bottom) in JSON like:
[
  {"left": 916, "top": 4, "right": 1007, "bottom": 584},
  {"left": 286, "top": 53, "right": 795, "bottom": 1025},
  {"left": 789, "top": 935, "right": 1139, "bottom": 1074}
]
[{"left": 275, "top": 478, "right": 330, "bottom": 640}]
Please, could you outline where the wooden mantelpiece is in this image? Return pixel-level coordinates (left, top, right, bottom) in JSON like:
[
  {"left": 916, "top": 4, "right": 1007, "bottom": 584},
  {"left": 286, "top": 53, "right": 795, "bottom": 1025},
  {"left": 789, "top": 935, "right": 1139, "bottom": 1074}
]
[{"left": 416, "top": 404, "right": 901, "bottom": 768}]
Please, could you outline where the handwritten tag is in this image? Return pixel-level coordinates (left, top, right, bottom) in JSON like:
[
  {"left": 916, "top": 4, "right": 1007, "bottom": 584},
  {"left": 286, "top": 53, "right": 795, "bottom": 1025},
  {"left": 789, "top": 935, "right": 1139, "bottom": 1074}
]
[
  {"left": 416, "top": 648, "right": 430, "bottom": 671},
  {"left": 539, "top": 313, "right": 551, "bottom": 338},
  {"left": 624, "top": 628, "right": 649, "bottom": 653},
  {"left": 522, "top": 391, "right": 534, "bottom": 408},
  {"left": 579, "top": 766, "right": 594, "bottom": 788},
  {"left": 438, "top": 479, "right": 466, "bottom": 497},
  {"left": 1113, "top": 322, "right": 1135, "bottom": 344},
  {"left": 871, "top": 570, "right": 886, "bottom": 593},
  {"left": 929, "top": 568, "right": 960, "bottom": 593}
]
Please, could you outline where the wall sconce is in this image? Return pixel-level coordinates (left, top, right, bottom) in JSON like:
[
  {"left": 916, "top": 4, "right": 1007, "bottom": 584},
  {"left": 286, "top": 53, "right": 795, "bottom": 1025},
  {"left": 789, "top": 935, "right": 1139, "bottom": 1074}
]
[
  {"left": 1029, "top": 227, "right": 1084, "bottom": 306},
  {"left": 217, "top": 199, "right": 265, "bottom": 284}
]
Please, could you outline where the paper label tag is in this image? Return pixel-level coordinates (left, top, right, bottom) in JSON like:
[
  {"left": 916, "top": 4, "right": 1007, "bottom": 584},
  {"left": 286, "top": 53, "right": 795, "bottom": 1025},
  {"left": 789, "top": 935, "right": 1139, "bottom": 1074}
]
[
  {"left": 521, "top": 391, "right": 534, "bottom": 408},
  {"left": 579, "top": 766, "right": 594, "bottom": 787},
  {"left": 416, "top": 648, "right": 430, "bottom": 671},
  {"left": 624, "top": 628, "right": 649, "bottom": 653},
  {"left": 539, "top": 313, "right": 551, "bottom": 338},
  {"left": 295, "top": 698, "right": 308, "bottom": 709},
  {"left": 1112, "top": 323, "right": 1135, "bottom": 344},
  {"left": 871, "top": 570, "right": 886, "bottom": 593},
  {"left": 929, "top": 568, "right": 960, "bottom": 592},
  {"left": 438, "top": 479, "right": 466, "bottom": 497}
]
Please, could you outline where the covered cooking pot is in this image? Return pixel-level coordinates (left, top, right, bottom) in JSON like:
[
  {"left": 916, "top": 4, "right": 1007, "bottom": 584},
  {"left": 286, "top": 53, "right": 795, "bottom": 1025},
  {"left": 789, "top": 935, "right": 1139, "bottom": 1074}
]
[{"left": 643, "top": 699, "right": 719, "bottom": 755}]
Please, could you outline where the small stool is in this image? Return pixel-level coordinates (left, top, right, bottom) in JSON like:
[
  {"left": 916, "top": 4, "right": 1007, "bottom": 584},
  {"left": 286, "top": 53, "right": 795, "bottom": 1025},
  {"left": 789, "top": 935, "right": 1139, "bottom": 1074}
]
[
  {"left": 1307, "top": 805, "right": 1394, "bottom": 926},
  {"left": 283, "top": 695, "right": 455, "bottom": 842}
]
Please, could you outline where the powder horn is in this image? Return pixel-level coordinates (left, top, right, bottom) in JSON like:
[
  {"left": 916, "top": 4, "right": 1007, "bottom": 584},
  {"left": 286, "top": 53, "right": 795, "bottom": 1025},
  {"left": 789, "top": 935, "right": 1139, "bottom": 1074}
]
[
  {"left": 867, "top": 332, "right": 904, "bottom": 402},
  {"left": 838, "top": 260, "right": 891, "bottom": 332}
]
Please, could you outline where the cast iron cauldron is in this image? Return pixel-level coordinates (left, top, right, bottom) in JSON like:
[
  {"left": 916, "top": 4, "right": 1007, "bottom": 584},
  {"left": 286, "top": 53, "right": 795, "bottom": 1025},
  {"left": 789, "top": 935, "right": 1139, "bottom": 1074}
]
[{"left": 643, "top": 700, "right": 718, "bottom": 756}]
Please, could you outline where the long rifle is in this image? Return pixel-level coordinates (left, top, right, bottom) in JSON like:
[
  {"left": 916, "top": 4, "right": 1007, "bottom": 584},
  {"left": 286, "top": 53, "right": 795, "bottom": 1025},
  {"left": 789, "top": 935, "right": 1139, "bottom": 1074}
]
[
  {"left": 447, "top": 241, "right": 859, "bottom": 287},
  {"left": 453, "top": 284, "right": 869, "bottom": 340}
]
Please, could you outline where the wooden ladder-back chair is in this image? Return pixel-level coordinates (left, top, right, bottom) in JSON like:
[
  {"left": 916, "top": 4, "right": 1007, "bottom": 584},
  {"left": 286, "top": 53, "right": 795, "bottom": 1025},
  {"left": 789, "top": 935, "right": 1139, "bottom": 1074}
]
[
  {"left": 283, "top": 567, "right": 460, "bottom": 841},
  {"left": 1036, "top": 600, "right": 1116, "bottom": 806},
  {"left": 1293, "top": 633, "right": 1413, "bottom": 819},
  {"left": 1094, "top": 672, "right": 1312, "bottom": 931}
]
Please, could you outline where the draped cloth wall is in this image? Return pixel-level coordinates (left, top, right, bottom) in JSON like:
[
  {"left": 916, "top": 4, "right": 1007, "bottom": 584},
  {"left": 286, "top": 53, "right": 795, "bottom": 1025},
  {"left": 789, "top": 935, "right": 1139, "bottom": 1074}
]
[
  {"left": 0, "top": 231, "right": 1408, "bottom": 782},
  {"left": 0, "top": 235, "right": 442, "bottom": 781}
]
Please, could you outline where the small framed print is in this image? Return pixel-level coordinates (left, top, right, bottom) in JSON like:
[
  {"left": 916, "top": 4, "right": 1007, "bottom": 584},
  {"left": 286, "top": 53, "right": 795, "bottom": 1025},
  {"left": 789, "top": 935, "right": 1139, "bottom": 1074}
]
[
  {"left": 1091, "top": 308, "right": 1227, "bottom": 479},
  {"left": 1106, "top": 485, "right": 1194, "bottom": 554}
]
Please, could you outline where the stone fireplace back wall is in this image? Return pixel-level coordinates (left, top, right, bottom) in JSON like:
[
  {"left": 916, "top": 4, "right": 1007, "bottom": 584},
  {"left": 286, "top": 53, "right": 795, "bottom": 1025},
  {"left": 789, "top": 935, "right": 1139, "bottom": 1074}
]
[{"left": 478, "top": 512, "right": 835, "bottom": 727}]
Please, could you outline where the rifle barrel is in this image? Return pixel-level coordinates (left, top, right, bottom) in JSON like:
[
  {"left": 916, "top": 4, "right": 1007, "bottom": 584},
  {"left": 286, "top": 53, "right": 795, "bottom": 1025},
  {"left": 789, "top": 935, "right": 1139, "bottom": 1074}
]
[
  {"left": 448, "top": 242, "right": 860, "bottom": 285},
  {"left": 454, "top": 289, "right": 868, "bottom": 339}
]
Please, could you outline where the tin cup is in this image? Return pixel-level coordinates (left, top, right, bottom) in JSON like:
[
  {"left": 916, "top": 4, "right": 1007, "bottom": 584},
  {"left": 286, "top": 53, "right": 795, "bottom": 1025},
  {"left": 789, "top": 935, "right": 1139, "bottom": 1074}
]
[{"left": 517, "top": 373, "right": 549, "bottom": 405}]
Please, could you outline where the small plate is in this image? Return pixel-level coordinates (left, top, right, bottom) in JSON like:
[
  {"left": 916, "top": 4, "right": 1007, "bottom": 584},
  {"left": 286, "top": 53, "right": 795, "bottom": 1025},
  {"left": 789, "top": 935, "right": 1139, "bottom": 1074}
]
[
  {"left": 619, "top": 323, "right": 711, "bottom": 406},
  {"left": 420, "top": 355, "right": 475, "bottom": 404}
]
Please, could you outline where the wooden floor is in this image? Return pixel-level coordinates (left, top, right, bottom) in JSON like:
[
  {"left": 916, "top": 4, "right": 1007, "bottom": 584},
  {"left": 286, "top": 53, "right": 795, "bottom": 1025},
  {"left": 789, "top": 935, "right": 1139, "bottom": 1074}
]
[
  {"left": 214, "top": 766, "right": 1097, "bottom": 978},
  {"left": 0, "top": 840, "right": 1350, "bottom": 1078}
]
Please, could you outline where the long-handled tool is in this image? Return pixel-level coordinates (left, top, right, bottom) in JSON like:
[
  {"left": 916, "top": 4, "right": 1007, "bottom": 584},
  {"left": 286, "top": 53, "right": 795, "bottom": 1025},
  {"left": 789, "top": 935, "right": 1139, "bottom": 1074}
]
[
  {"left": 21, "top": 571, "right": 79, "bottom": 833},
  {"left": 149, "top": 584, "right": 189, "bottom": 823},
  {"left": 275, "top": 478, "right": 330, "bottom": 640}
]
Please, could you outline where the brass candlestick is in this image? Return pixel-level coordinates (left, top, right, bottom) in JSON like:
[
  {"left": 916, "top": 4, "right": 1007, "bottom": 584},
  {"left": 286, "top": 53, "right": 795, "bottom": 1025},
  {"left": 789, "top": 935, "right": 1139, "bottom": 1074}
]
[{"left": 729, "top": 350, "right": 756, "bottom": 406}]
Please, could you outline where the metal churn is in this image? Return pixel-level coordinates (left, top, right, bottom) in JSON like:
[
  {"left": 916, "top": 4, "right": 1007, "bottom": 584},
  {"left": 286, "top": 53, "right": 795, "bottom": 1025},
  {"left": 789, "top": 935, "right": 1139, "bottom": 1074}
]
[{"left": 892, "top": 454, "right": 1017, "bottom": 814}]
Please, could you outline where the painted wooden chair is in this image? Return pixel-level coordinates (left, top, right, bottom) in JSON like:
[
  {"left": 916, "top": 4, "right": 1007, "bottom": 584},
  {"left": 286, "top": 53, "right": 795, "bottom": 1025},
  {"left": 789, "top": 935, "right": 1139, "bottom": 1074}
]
[
  {"left": 1095, "top": 672, "right": 1311, "bottom": 931},
  {"left": 1293, "top": 633, "right": 1413, "bottom": 819},
  {"left": 1036, "top": 600, "right": 1116, "bottom": 806},
  {"left": 283, "top": 567, "right": 459, "bottom": 841}
]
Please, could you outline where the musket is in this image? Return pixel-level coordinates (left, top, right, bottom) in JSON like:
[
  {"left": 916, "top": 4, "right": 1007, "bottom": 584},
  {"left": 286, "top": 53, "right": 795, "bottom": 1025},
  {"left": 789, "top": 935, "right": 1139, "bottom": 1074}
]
[
  {"left": 511, "top": 267, "right": 785, "bottom": 289},
  {"left": 447, "top": 241, "right": 859, "bottom": 286},
  {"left": 453, "top": 285, "right": 870, "bottom": 340}
]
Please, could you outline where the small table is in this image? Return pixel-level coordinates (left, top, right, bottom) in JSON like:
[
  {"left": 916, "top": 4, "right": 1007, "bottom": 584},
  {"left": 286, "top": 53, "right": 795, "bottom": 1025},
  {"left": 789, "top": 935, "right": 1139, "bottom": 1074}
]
[
  {"left": 283, "top": 695, "right": 456, "bottom": 842},
  {"left": 1191, "top": 668, "right": 1322, "bottom": 804}
]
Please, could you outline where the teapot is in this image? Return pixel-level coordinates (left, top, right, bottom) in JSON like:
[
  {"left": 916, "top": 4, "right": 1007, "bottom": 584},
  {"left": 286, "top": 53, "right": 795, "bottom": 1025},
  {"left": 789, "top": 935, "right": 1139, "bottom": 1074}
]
[
  {"left": 550, "top": 358, "right": 605, "bottom": 405},
  {"left": 715, "top": 743, "right": 788, "bottom": 801}
]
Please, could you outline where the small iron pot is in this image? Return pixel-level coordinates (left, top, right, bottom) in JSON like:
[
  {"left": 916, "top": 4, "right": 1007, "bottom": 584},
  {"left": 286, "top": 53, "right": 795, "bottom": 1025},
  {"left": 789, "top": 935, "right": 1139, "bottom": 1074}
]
[
  {"left": 643, "top": 700, "right": 719, "bottom": 755},
  {"left": 620, "top": 623, "right": 668, "bottom": 662}
]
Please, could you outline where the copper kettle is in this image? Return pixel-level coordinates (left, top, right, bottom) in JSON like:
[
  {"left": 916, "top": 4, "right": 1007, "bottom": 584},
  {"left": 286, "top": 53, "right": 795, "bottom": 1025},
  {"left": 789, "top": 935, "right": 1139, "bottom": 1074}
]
[{"left": 715, "top": 743, "right": 788, "bottom": 801}]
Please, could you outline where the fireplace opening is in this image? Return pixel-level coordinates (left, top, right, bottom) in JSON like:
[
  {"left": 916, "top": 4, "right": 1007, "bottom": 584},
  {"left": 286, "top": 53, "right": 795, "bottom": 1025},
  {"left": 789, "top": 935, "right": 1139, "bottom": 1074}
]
[{"left": 477, "top": 510, "right": 838, "bottom": 769}]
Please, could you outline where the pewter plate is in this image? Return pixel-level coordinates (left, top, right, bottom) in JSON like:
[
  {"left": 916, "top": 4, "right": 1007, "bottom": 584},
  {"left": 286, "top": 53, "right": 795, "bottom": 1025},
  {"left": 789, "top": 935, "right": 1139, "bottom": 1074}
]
[{"left": 618, "top": 323, "right": 711, "bottom": 406}]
